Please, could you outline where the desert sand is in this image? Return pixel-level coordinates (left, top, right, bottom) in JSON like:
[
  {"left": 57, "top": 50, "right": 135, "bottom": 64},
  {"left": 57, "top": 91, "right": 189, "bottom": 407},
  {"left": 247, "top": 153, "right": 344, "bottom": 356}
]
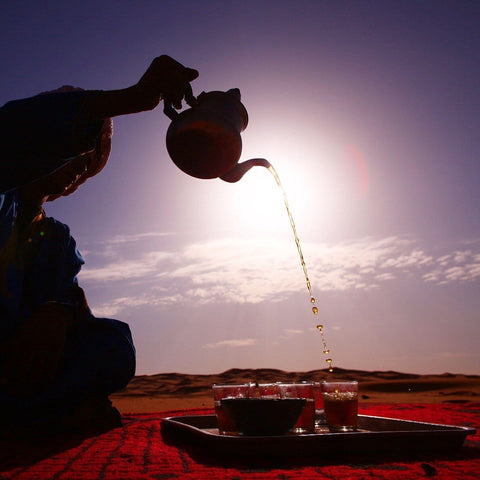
[{"left": 110, "top": 368, "right": 480, "bottom": 413}]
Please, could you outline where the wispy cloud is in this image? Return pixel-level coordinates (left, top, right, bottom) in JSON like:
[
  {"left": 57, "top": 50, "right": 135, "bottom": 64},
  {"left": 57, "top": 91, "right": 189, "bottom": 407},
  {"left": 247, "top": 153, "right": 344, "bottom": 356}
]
[
  {"left": 79, "top": 251, "right": 175, "bottom": 282},
  {"left": 203, "top": 338, "right": 258, "bottom": 349},
  {"left": 283, "top": 329, "right": 303, "bottom": 335},
  {"left": 87, "top": 232, "right": 175, "bottom": 246},
  {"left": 422, "top": 250, "right": 480, "bottom": 284},
  {"left": 277, "top": 328, "right": 305, "bottom": 341},
  {"left": 79, "top": 234, "right": 480, "bottom": 316}
]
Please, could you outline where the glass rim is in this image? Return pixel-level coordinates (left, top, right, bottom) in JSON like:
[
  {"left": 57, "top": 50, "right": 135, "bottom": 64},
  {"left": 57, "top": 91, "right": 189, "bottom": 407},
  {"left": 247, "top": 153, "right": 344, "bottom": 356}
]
[
  {"left": 212, "top": 383, "right": 250, "bottom": 388},
  {"left": 320, "top": 380, "right": 358, "bottom": 385},
  {"left": 276, "top": 381, "right": 315, "bottom": 386}
]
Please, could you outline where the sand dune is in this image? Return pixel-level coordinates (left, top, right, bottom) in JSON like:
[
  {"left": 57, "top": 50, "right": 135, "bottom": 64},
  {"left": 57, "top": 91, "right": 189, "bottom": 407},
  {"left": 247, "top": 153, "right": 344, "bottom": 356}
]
[{"left": 110, "top": 368, "right": 480, "bottom": 413}]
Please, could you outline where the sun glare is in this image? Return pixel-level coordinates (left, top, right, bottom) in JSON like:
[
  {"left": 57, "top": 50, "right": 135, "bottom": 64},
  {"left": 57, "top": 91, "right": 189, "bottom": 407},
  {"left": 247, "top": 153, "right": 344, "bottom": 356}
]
[
  {"left": 230, "top": 159, "right": 308, "bottom": 236},
  {"left": 229, "top": 137, "right": 345, "bottom": 241}
]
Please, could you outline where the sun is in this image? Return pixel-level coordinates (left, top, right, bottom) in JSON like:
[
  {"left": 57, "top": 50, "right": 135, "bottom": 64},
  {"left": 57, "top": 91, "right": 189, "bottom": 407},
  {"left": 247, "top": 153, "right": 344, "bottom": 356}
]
[
  {"left": 228, "top": 159, "right": 306, "bottom": 236},
  {"left": 228, "top": 136, "right": 338, "bottom": 240},
  {"left": 219, "top": 114, "right": 365, "bottom": 245}
]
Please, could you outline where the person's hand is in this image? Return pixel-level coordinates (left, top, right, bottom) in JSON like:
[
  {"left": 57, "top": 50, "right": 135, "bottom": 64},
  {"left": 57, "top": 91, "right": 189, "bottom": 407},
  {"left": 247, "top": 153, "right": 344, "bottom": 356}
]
[
  {"left": 83, "top": 56, "right": 198, "bottom": 121},
  {"left": 136, "top": 55, "right": 199, "bottom": 110},
  {"left": 0, "top": 302, "right": 71, "bottom": 396}
]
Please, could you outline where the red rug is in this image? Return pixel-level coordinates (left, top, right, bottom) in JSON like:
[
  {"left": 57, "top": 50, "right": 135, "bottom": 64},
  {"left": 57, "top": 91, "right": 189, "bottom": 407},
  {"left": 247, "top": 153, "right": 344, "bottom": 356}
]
[{"left": 0, "top": 403, "right": 478, "bottom": 479}]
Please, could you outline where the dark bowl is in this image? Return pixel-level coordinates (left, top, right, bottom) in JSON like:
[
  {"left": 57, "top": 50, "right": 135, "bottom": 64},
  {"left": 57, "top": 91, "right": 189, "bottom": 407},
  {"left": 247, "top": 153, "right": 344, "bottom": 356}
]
[{"left": 221, "top": 398, "right": 306, "bottom": 436}]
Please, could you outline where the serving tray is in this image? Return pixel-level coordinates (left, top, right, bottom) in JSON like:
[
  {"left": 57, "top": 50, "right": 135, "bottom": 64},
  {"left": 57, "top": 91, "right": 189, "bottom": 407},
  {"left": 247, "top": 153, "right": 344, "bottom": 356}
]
[{"left": 161, "top": 412, "right": 476, "bottom": 458}]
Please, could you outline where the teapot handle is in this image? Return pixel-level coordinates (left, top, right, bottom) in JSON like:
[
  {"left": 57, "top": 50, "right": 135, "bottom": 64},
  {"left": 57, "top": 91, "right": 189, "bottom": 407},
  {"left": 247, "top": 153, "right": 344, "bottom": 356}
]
[{"left": 163, "top": 83, "right": 197, "bottom": 120}]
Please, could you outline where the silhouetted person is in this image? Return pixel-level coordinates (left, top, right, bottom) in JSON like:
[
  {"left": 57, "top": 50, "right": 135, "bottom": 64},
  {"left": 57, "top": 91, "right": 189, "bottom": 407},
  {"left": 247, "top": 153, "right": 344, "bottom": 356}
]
[{"left": 0, "top": 55, "right": 198, "bottom": 436}]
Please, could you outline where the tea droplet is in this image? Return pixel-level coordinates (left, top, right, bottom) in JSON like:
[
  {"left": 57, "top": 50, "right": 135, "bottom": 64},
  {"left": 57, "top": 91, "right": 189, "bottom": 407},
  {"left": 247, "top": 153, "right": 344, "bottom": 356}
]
[
  {"left": 312, "top": 306, "right": 318, "bottom": 315},
  {"left": 310, "top": 297, "right": 315, "bottom": 304},
  {"left": 316, "top": 324, "right": 323, "bottom": 331}
]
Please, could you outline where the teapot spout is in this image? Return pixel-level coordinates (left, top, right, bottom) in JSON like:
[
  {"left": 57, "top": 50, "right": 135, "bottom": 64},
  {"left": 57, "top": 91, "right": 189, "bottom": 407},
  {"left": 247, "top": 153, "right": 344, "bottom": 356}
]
[{"left": 220, "top": 158, "right": 271, "bottom": 183}]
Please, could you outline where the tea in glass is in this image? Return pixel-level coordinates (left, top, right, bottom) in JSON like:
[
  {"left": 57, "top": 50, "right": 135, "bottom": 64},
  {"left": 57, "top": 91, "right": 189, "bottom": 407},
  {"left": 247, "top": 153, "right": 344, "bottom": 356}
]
[
  {"left": 278, "top": 382, "right": 315, "bottom": 433},
  {"left": 321, "top": 381, "right": 358, "bottom": 432}
]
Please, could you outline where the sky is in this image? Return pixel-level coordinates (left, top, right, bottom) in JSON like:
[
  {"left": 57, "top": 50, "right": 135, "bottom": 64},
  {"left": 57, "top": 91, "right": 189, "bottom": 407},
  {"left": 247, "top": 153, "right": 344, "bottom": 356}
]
[{"left": 1, "top": 0, "right": 479, "bottom": 375}]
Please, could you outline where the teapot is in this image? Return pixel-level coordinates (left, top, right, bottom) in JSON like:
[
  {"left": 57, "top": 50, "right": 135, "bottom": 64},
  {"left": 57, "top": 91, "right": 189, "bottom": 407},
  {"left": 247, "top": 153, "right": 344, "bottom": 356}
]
[{"left": 164, "top": 87, "right": 269, "bottom": 182}]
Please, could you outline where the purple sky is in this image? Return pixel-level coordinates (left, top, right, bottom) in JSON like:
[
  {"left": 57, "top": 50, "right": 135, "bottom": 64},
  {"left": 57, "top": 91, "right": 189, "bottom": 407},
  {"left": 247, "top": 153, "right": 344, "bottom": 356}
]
[{"left": 1, "top": 1, "right": 479, "bottom": 375}]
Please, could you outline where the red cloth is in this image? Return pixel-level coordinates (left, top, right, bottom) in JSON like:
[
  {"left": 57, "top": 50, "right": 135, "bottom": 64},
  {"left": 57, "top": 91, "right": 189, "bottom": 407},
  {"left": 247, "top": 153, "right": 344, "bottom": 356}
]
[{"left": 0, "top": 403, "right": 478, "bottom": 479}]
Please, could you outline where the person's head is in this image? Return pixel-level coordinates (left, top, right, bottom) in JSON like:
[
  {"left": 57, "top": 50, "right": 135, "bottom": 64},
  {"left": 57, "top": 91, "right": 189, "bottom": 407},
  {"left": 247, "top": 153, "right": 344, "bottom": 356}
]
[
  {"left": 45, "top": 117, "right": 113, "bottom": 201},
  {"left": 23, "top": 86, "right": 113, "bottom": 204},
  {"left": 21, "top": 117, "right": 113, "bottom": 204}
]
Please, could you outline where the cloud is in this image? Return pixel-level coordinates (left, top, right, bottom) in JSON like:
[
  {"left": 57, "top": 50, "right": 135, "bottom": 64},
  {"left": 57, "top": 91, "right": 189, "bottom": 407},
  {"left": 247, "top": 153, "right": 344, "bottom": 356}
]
[
  {"left": 422, "top": 250, "right": 480, "bottom": 285},
  {"left": 79, "top": 234, "right": 480, "bottom": 315},
  {"left": 92, "top": 295, "right": 151, "bottom": 317},
  {"left": 79, "top": 252, "right": 174, "bottom": 282},
  {"left": 88, "top": 232, "right": 175, "bottom": 246},
  {"left": 283, "top": 329, "right": 303, "bottom": 335},
  {"left": 202, "top": 338, "right": 258, "bottom": 349},
  {"left": 277, "top": 328, "right": 305, "bottom": 341}
]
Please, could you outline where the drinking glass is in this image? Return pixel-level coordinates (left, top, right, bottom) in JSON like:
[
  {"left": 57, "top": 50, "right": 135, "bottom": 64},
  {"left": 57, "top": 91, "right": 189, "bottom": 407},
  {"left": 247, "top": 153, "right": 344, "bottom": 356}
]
[
  {"left": 321, "top": 381, "right": 358, "bottom": 432},
  {"left": 212, "top": 383, "right": 249, "bottom": 434},
  {"left": 278, "top": 382, "right": 315, "bottom": 433}
]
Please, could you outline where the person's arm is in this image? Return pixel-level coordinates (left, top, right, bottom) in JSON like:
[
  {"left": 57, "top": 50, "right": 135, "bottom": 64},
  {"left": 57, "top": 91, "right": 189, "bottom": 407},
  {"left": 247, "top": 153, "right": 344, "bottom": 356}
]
[
  {"left": 83, "top": 55, "right": 198, "bottom": 120},
  {"left": 0, "top": 55, "right": 198, "bottom": 193}
]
